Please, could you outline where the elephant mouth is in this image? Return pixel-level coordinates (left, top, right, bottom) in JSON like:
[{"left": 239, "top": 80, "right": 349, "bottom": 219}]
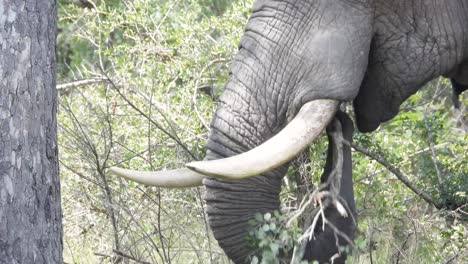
[{"left": 109, "top": 99, "right": 339, "bottom": 184}]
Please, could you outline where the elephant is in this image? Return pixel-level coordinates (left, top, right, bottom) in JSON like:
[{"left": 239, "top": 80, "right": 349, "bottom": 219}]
[{"left": 110, "top": 0, "right": 468, "bottom": 263}]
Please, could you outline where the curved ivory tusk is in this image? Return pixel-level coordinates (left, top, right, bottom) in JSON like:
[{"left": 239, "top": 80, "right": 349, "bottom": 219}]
[
  {"left": 186, "top": 99, "right": 339, "bottom": 179},
  {"left": 109, "top": 167, "right": 204, "bottom": 188}
]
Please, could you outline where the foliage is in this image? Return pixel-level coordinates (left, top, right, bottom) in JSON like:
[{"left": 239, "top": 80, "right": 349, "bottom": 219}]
[
  {"left": 57, "top": 0, "right": 251, "bottom": 262},
  {"left": 247, "top": 211, "right": 305, "bottom": 264},
  {"left": 57, "top": 0, "right": 467, "bottom": 263},
  {"left": 346, "top": 79, "right": 467, "bottom": 263}
]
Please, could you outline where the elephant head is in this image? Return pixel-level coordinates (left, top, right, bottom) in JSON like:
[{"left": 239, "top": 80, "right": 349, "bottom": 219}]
[{"left": 111, "top": 0, "right": 468, "bottom": 263}]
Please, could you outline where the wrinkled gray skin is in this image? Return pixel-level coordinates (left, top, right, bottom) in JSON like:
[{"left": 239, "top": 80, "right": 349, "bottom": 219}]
[{"left": 200, "top": 0, "right": 468, "bottom": 263}]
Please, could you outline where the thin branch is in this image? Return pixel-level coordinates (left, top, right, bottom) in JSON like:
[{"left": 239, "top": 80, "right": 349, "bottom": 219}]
[
  {"left": 118, "top": 204, "right": 166, "bottom": 261},
  {"left": 359, "top": 142, "right": 450, "bottom": 179},
  {"left": 146, "top": 91, "right": 172, "bottom": 263},
  {"left": 422, "top": 111, "right": 446, "bottom": 202},
  {"left": 192, "top": 59, "right": 227, "bottom": 131},
  {"left": 57, "top": 76, "right": 107, "bottom": 90},
  {"left": 60, "top": 95, "right": 121, "bottom": 250},
  {"left": 349, "top": 142, "right": 443, "bottom": 209},
  {"left": 135, "top": 186, "right": 206, "bottom": 262},
  {"left": 195, "top": 186, "right": 214, "bottom": 263},
  {"left": 113, "top": 249, "right": 151, "bottom": 264},
  {"left": 100, "top": 69, "right": 198, "bottom": 160},
  {"left": 400, "top": 78, "right": 449, "bottom": 111},
  {"left": 94, "top": 252, "right": 111, "bottom": 259}
]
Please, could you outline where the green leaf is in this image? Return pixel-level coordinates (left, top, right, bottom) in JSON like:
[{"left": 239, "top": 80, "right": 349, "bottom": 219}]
[
  {"left": 264, "top": 212, "right": 271, "bottom": 221},
  {"left": 269, "top": 243, "right": 280, "bottom": 256},
  {"left": 250, "top": 256, "right": 259, "bottom": 264}
]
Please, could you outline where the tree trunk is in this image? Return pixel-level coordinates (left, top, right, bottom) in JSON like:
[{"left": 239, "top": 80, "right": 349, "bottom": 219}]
[{"left": 0, "top": 0, "right": 62, "bottom": 263}]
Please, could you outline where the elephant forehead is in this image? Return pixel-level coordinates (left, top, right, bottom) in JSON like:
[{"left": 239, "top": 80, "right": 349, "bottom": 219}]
[
  {"left": 299, "top": 30, "right": 369, "bottom": 88},
  {"left": 373, "top": 0, "right": 467, "bottom": 75},
  {"left": 303, "top": 31, "right": 358, "bottom": 69},
  {"left": 354, "top": 1, "right": 468, "bottom": 132}
]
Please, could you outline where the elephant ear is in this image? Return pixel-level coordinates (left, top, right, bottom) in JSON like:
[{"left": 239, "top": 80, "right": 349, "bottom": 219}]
[{"left": 451, "top": 79, "right": 468, "bottom": 109}]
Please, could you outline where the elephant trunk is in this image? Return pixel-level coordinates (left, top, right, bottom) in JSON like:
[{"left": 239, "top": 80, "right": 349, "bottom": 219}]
[
  {"left": 203, "top": 172, "right": 284, "bottom": 262},
  {"left": 202, "top": 70, "right": 290, "bottom": 262}
]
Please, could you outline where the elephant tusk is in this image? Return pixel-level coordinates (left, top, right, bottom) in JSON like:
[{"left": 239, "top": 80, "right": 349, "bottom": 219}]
[
  {"left": 186, "top": 99, "right": 339, "bottom": 179},
  {"left": 108, "top": 167, "right": 204, "bottom": 188}
]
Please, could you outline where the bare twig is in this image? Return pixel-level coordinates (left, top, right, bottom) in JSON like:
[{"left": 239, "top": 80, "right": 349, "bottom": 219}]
[
  {"left": 400, "top": 78, "right": 449, "bottom": 111},
  {"left": 57, "top": 76, "right": 107, "bottom": 90},
  {"left": 422, "top": 111, "right": 446, "bottom": 203},
  {"left": 444, "top": 246, "right": 465, "bottom": 264},
  {"left": 360, "top": 142, "right": 449, "bottom": 179},
  {"left": 349, "top": 142, "right": 443, "bottom": 209},
  {"left": 113, "top": 249, "right": 151, "bottom": 264},
  {"left": 101, "top": 69, "right": 198, "bottom": 160},
  {"left": 60, "top": 96, "right": 122, "bottom": 251},
  {"left": 195, "top": 186, "right": 214, "bottom": 263},
  {"left": 94, "top": 252, "right": 111, "bottom": 259},
  {"left": 192, "top": 59, "right": 227, "bottom": 131},
  {"left": 135, "top": 186, "right": 207, "bottom": 262},
  {"left": 146, "top": 91, "right": 170, "bottom": 263}
]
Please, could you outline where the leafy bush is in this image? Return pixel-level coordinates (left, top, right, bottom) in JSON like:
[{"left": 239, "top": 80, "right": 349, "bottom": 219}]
[{"left": 247, "top": 211, "right": 304, "bottom": 264}]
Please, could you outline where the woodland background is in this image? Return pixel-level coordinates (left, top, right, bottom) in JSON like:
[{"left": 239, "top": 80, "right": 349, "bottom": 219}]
[{"left": 57, "top": 0, "right": 466, "bottom": 263}]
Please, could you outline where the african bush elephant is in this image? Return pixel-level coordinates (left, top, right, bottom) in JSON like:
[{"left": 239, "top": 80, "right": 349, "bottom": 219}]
[{"left": 110, "top": 0, "right": 468, "bottom": 263}]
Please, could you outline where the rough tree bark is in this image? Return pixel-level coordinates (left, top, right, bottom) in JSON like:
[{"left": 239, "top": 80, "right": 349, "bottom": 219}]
[{"left": 0, "top": 0, "right": 62, "bottom": 263}]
